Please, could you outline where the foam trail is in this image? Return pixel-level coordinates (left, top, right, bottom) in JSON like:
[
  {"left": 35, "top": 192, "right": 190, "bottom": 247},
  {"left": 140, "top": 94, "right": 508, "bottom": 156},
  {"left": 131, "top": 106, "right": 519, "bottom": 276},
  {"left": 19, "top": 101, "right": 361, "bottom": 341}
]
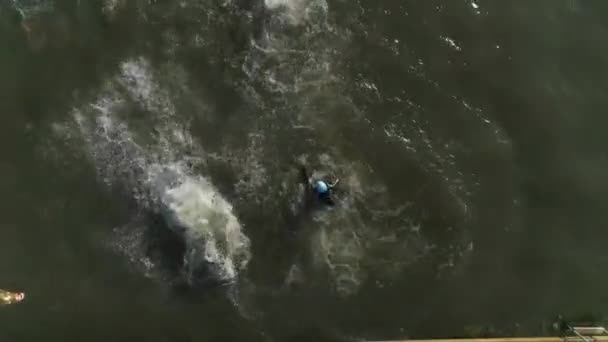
[{"left": 73, "top": 57, "right": 250, "bottom": 286}]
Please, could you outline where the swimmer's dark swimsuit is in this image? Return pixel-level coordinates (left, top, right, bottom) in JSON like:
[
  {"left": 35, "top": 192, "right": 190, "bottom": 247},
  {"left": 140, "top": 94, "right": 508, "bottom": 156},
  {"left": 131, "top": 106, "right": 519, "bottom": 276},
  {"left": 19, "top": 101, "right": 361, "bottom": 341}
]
[
  {"left": 298, "top": 165, "right": 336, "bottom": 206},
  {"left": 316, "top": 190, "right": 335, "bottom": 206}
]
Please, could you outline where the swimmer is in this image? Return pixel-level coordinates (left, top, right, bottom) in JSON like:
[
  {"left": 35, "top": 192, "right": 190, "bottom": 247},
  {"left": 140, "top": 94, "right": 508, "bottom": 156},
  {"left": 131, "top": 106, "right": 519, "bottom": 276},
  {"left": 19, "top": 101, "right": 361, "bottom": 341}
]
[{"left": 298, "top": 165, "right": 340, "bottom": 206}]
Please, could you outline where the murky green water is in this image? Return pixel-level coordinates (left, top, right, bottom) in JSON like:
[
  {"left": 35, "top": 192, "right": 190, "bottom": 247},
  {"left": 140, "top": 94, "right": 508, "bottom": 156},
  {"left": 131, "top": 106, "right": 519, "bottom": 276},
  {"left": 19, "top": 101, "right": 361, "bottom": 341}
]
[{"left": 1, "top": 0, "right": 608, "bottom": 341}]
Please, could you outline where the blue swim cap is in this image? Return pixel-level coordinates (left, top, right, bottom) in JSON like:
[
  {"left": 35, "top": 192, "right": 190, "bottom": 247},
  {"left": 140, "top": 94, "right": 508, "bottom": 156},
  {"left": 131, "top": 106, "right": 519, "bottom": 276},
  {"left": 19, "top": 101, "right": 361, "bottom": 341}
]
[{"left": 314, "top": 180, "right": 329, "bottom": 194}]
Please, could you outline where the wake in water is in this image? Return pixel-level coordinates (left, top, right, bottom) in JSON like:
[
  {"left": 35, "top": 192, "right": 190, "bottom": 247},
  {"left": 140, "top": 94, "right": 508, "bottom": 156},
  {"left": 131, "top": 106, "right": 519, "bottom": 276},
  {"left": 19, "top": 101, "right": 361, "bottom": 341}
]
[
  {"left": 237, "top": 0, "right": 434, "bottom": 296},
  {"left": 51, "top": 0, "right": 479, "bottom": 302},
  {"left": 71, "top": 57, "right": 251, "bottom": 287}
]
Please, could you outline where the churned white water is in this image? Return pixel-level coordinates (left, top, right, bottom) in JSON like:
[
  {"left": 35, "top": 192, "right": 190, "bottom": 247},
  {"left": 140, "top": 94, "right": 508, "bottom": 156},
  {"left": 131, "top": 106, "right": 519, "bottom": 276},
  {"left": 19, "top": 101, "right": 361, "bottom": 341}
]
[{"left": 72, "top": 57, "right": 250, "bottom": 286}]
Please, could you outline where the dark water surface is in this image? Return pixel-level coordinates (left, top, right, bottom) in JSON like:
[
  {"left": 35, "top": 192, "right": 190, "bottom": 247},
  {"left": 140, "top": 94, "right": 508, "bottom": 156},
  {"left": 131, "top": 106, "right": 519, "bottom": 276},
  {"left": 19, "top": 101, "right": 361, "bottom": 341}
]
[{"left": 1, "top": 0, "right": 608, "bottom": 341}]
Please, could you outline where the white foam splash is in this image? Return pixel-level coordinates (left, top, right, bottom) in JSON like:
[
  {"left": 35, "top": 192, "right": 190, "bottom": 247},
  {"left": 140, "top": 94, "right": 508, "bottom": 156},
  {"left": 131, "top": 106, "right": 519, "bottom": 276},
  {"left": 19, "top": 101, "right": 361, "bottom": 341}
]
[
  {"left": 151, "top": 163, "right": 250, "bottom": 282},
  {"left": 73, "top": 57, "right": 250, "bottom": 285}
]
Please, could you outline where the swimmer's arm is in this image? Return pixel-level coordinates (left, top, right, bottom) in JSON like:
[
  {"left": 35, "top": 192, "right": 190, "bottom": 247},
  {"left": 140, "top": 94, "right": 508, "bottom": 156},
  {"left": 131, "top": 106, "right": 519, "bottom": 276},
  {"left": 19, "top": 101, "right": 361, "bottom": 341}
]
[
  {"left": 298, "top": 165, "right": 311, "bottom": 186},
  {"left": 329, "top": 178, "right": 340, "bottom": 188}
]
